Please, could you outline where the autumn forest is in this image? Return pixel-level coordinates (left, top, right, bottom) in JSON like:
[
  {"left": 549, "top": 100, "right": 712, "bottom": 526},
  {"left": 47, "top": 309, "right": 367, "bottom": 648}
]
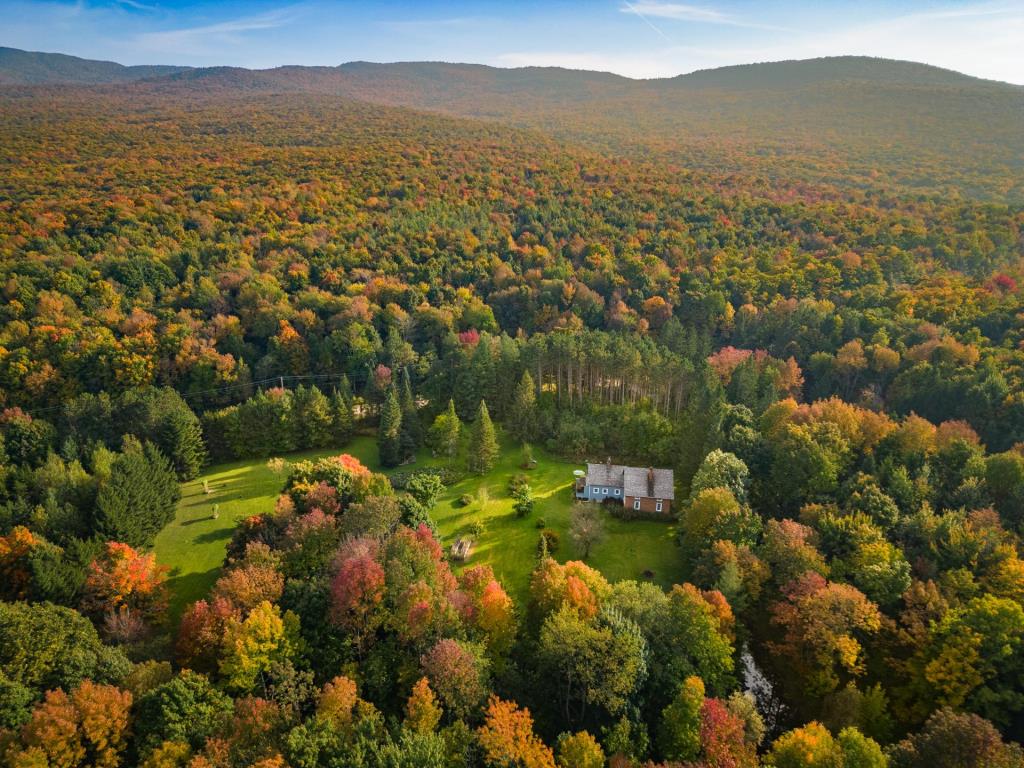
[{"left": 1, "top": 47, "right": 1024, "bottom": 768}]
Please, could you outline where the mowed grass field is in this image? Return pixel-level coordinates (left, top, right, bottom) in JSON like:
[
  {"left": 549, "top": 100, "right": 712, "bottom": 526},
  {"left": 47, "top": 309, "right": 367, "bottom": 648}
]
[{"left": 155, "top": 432, "right": 684, "bottom": 618}]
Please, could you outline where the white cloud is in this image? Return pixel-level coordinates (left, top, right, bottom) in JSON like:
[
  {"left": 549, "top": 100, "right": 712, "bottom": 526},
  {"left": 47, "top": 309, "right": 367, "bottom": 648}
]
[
  {"left": 507, "top": 1, "right": 1024, "bottom": 84},
  {"left": 112, "top": 0, "right": 157, "bottom": 12},
  {"left": 774, "top": 2, "right": 1024, "bottom": 84},
  {"left": 134, "top": 6, "right": 301, "bottom": 55},
  {"left": 620, "top": 1, "right": 790, "bottom": 31},
  {"left": 621, "top": 2, "right": 731, "bottom": 24}
]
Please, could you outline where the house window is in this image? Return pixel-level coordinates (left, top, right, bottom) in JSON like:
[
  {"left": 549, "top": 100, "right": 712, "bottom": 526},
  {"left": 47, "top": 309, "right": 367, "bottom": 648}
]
[
  {"left": 614, "top": 488, "right": 621, "bottom": 496},
  {"left": 602, "top": 488, "right": 608, "bottom": 495},
  {"left": 633, "top": 498, "right": 641, "bottom": 511},
  {"left": 655, "top": 501, "right": 663, "bottom": 513}
]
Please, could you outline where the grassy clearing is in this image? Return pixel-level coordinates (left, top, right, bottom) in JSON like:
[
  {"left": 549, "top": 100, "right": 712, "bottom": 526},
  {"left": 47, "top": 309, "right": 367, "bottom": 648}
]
[
  {"left": 154, "top": 438, "right": 379, "bottom": 618},
  {"left": 430, "top": 440, "right": 684, "bottom": 605},
  {"left": 155, "top": 433, "right": 684, "bottom": 618}
]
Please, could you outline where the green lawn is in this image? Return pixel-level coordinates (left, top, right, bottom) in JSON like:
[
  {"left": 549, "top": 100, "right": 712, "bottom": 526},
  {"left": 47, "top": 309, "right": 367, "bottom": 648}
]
[
  {"left": 430, "top": 442, "right": 685, "bottom": 605},
  {"left": 155, "top": 434, "right": 684, "bottom": 618},
  {"left": 154, "top": 438, "right": 380, "bottom": 618}
]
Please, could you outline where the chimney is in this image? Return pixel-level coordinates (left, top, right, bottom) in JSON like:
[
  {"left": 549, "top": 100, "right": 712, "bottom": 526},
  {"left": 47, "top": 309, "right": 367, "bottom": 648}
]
[{"left": 647, "top": 467, "right": 655, "bottom": 497}]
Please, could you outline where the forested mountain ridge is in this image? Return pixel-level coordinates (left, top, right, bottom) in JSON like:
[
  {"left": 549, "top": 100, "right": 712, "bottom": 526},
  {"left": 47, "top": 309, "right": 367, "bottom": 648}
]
[
  {"left": 0, "top": 46, "right": 190, "bottom": 84},
  {"left": 3, "top": 48, "right": 1022, "bottom": 200},
  {"left": 1, "top": 48, "right": 1008, "bottom": 90}
]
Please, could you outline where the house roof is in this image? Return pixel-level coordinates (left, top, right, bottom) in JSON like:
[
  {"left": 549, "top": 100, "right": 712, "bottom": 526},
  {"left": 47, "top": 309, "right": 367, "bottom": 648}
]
[
  {"left": 624, "top": 466, "right": 675, "bottom": 500},
  {"left": 584, "top": 462, "right": 675, "bottom": 500},
  {"left": 585, "top": 462, "right": 625, "bottom": 487}
]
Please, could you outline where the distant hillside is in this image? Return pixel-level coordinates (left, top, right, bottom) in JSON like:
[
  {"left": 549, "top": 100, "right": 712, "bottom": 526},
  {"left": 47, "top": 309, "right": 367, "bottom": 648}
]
[
  {"left": 670, "top": 56, "right": 995, "bottom": 89},
  {"left": 0, "top": 47, "right": 189, "bottom": 84},
  {"left": 2, "top": 48, "right": 1021, "bottom": 199}
]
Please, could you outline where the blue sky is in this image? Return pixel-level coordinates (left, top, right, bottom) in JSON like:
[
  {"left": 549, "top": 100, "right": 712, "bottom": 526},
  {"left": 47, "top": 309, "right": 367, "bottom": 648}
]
[{"left": 2, "top": 0, "right": 1022, "bottom": 83}]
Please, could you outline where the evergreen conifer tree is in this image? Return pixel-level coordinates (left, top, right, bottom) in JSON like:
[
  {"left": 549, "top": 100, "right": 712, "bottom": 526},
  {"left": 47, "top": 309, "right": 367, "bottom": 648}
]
[
  {"left": 399, "top": 370, "right": 423, "bottom": 453},
  {"left": 292, "top": 385, "right": 334, "bottom": 449},
  {"left": 338, "top": 374, "right": 353, "bottom": 402},
  {"left": 508, "top": 370, "right": 538, "bottom": 443},
  {"left": 378, "top": 385, "right": 404, "bottom": 468},
  {"left": 157, "top": 406, "right": 207, "bottom": 480},
  {"left": 467, "top": 400, "right": 499, "bottom": 475},
  {"left": 469, "top": 339, "right": 496, "bottom": 415},
  {"left": 94, "top": 440, "right": 180, "bottom": 547},
  {"left": 330, "top": 390, "right": 354, "bottom": 446},
  {"left": 453, "top": 347, "right": 477, "bottom": 421}
]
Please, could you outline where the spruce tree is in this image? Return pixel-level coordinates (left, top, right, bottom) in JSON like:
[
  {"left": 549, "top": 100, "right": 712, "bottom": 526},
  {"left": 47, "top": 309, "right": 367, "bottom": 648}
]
[
  {"left": 453, "top": 347, "right": 477, "bottom": 421},
  {"left": 399, "top": 370, "right": 423, "bottom": 451},
  {"left": 330, "top": 390, "right": 354, "bottom": 446},
  {"left": 378, "top": 385, "right": 404, "bottom": 468},
  {"left": 338, "top": 374, "right": 353, "bottom": 403},
  {"left": 508, "top": 370, "right": 538, "bottom": 443},
  {"left": 467, "top": 400, "right": 499, "bottom": 475},
  {"left": 94, "top": 441, "right": 180, "bottom": 547},
  {"left": 157, "top": 406, "right": 207, "bottom": 480},
  {"left": 292, "top": 385, "right": 334, "bottom": 449},
  {"left": 468, "top": 338, "right": 496, "bottom": 415}
]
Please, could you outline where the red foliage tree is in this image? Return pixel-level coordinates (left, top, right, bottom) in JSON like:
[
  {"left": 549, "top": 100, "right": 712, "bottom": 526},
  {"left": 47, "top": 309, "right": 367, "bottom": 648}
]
[{"left": 81, "top": 541, "right": 169, "bottom": 630}]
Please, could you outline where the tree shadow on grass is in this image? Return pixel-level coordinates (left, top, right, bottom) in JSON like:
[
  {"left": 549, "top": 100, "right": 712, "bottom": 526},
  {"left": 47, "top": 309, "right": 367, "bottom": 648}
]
[
  {"left": 193, "top": 528, "right": 233, "bottom": 545},
  {"left": 181, "top": 480, "right": 280, "bottom": 509},
  {"left": 165, "top": 566, "right": 223, "bottom": 623}
]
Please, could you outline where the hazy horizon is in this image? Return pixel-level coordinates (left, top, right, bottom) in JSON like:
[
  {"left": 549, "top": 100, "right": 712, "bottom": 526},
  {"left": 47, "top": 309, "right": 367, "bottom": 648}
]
[{"left": 2, "top": 0, "right": 1022, "bottom": 85}]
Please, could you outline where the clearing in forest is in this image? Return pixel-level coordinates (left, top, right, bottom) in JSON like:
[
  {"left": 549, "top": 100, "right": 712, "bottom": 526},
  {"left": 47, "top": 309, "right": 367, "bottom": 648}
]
[{"left": 155, "top": 433, "right": 684, "bottom": 618}]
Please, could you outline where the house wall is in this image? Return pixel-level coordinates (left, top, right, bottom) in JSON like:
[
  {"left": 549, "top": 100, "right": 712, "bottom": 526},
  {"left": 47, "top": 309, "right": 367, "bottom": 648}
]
[
  {"left": 584, "top": 484, "right": 624, "bottom": 502},
  {"left": 623, "top": 495, "right": 672, "bottom": 515}
]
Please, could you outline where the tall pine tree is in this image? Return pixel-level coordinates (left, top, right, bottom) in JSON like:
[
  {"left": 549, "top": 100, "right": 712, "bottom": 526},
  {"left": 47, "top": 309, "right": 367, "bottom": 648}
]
[
  {"left": 507, "top": 370, "right": 538, "bottom": 443},
  {"left": 399, "top": 370, "right": 422, "bottom": 456},
  {"left": 467, "top": 400, "right": 499, "bottom": 475},
  {"left": 330, "top": 390, "right": 354, "bottom": 447},
  {"left": 378, "top": 385, "right": 404, "bottom": 468}
]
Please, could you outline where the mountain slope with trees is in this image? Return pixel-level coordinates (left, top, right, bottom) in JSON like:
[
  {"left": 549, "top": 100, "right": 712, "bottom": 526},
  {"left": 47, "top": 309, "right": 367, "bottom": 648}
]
[
  {"left": 1, "top": 45, "right": 1024, "bottom": 768},
  {"left": 2, "top": 50, "right": 1021, "bottom": 199}
]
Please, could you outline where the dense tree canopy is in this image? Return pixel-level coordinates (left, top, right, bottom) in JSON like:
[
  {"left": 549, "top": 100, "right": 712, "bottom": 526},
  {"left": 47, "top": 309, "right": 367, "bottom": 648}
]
[{"left": 1, "top": 68, "right": 1023, "bottom": 768}]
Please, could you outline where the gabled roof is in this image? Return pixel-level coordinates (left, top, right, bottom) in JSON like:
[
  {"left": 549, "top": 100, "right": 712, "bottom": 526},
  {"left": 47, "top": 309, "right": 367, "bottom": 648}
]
[
  {"left": 584, "top": 462, "right": 674, "bottom": 500},
  {"left": 585, "top": 462, "right": 625, "bottom": 488},
  {"left": 624, "top": 466, "right": 675, "bottom": 500}
]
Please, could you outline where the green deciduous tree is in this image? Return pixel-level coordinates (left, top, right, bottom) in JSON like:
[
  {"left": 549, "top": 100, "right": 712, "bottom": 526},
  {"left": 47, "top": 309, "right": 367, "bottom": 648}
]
[
  {"left": 135, "top": 670, "right": 233, "bottom": 754},
  {"left": 428, "top": 399, "right": 461, "bottom": 462},
  {"left": 658, "top": 675, "right": 704, "bottom": 763},
  {"left": 536, "top": 606, "right": 647, "bottom": 731}
]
